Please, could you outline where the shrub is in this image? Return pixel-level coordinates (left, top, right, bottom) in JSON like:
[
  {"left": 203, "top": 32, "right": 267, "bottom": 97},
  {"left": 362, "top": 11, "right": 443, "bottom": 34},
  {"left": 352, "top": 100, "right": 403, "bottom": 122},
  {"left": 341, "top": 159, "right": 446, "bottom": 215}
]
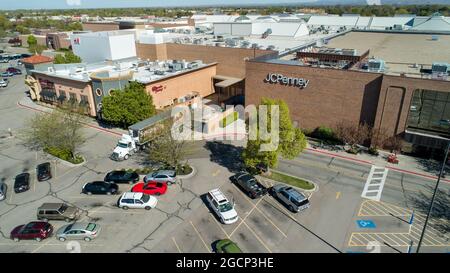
[
  {"left": 368, "top": 147, "right": 379, "bottom": 156},
  {"left": 311, "top": 126, "right": 336, "bottom": 141},
  {"left": 176, "top": 164, "right": 193, "bottom": 176},
  {"left": 44, "top": 146, "right": 84, "bottom": 164},
  {"left": 220, "top": 112, "right": 239, "bottom": 128}
]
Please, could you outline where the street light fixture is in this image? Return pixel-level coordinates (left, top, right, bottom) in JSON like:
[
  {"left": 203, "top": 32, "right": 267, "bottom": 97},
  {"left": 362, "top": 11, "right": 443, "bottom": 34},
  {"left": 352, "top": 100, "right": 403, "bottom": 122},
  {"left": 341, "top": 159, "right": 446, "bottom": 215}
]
[{"left": 416, "top": 141, "right": 450, "bottom": 253}]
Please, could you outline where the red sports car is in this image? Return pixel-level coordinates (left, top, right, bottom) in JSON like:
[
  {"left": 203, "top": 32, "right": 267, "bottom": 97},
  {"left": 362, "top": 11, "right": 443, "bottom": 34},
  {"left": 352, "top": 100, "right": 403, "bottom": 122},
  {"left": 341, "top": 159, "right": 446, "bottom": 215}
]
[{"left": 131, "top": 181, "right": 167, "bottom": 196}]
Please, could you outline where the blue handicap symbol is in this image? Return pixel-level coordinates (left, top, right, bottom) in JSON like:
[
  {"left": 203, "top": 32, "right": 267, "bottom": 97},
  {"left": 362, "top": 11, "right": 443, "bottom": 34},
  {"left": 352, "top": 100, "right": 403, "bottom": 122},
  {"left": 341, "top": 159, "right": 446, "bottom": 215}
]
[{"left": 357, "top": 220, "right": 376, "bottom": 229}]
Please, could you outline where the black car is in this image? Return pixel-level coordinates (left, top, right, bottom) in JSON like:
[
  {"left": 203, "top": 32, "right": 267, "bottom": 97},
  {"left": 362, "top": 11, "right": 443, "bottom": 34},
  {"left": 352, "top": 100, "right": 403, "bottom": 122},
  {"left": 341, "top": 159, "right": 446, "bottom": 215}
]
[
  {"left": 37, "top": 162, "right": 52, "bottom": 182},
  {"left": 230, "top": 172, "right": 268, "bottom": 199},
  {"left": 82, "top": 181, "right": 119, "bottom": 195},
  {"left": 14, "top": 173, "right": 30, "bottom": 193},
  {"left": 104, "top": 170, "right": 139, "bottom": 184}
]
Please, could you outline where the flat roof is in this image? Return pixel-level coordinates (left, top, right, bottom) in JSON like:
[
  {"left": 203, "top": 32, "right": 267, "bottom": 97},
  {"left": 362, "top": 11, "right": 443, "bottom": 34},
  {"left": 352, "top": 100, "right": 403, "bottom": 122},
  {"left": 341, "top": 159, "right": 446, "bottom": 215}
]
[{"left": 326, "top": 31, "right": 450, "bottom": 65}]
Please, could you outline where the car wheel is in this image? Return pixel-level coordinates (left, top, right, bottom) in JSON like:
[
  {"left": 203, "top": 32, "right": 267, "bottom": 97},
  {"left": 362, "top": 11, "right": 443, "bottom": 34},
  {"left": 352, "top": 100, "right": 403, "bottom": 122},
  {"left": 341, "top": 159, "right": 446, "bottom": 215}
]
[
  {"left": 145, "top": 206, "right": 151, "bottom": 210},
  {"left": 65, "top": 218, "right": 71, "bottom": 222},
  {"left": 155, "top": 192, "right": 160, "bottom": 196},
  {"left": 84, "top": 237, "right": 91, "bottom": 242},
  {"left": 13, "top": 237, "right": 19, "bottom": 242},
  {"left": 40, "top": 218, "right": 48, "bottom": 222},
  {"left": 58, "top": 237, "right": 66, "bottom": 242},
  {"left": 87, "top": 192, "right": 92, "bottom": 195},
  {"left": 122, "top": 206, "right": 129, "bottom": 210},
  {"left": 106, "top": 192, "right": 112, "bottom": 196},
  {"left": 289, "top": 205, "right": 295, "bottom": 212},
  {"left": 124, "top": 154, "right": 129, "bottom": 160},
  {"left": 35, "top": 237, "right": 42, "bottom": 242}
]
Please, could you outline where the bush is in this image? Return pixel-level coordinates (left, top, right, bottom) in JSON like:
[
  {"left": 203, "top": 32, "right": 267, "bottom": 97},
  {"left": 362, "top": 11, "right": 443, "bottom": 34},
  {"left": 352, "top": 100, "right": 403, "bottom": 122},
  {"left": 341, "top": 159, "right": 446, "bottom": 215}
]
[
  {"left": 311, "top": 126, "right": 336, "bottom": 141},
  {"left": 368, "top": 147, "right": 379, "bottom": 156},
  {"left": 347, "top": 147, "right": 360, "bottom": 155},
  {"left": 176, "top": 164, "right": 193, "bottom": 176},
  {"left": 44, "top": 146, "right": 84, "bottom": 164}
]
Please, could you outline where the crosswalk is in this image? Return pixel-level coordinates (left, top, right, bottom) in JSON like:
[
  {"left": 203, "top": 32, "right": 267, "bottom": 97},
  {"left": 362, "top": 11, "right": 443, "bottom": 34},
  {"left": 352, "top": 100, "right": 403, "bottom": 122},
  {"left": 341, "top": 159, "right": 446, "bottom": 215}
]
[{"left": 361, "top": 165, "right": 388, "bottom": 201}]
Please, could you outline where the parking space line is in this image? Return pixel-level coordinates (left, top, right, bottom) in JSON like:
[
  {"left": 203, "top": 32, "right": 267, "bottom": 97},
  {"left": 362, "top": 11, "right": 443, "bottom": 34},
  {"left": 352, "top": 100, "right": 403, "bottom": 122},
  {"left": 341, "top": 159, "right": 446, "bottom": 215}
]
[
  {"left": 189, "top": 221, "right": 211, "bottom": 253},
  {"left": 172, "top": 237, "right": 182, "bottom": 253},
  {"left": 31, "top": 239, "right": 51, "bottom": 253},
  {"left": 240, "top": 220, "right": 272, "bottom": 253},
  {"left": 229, "top": 198, "right": 263, "bottom": 237},
  {"left": 208, "top": 213, "right": 230, "bottom": 239},
  {"left": 233, "top": 189, "right": 287, "bottom": 238}
]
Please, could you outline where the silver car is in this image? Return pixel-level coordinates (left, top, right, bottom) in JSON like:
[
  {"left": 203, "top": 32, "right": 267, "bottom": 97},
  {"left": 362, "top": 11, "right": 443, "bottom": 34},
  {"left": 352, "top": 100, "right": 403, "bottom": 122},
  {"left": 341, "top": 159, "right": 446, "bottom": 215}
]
[
  {"left": 270, "top": 184, "right": 310, "bottom": 213},
  {"left": 56, "top": 222, "right": 101, "bottom": 242},
  {"left": 143, "top": 170, "right": 177, "bottom": 185},
  {"left": 0, "top": 182, "right": 7, "bottom": 201}
]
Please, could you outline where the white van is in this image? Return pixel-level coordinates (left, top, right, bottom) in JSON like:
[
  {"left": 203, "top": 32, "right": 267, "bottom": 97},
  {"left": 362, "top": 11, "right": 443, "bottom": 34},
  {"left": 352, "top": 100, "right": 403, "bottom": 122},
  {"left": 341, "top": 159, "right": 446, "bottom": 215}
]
[{"left": 206, "top": 188, "right": 238, "bottom": 224}]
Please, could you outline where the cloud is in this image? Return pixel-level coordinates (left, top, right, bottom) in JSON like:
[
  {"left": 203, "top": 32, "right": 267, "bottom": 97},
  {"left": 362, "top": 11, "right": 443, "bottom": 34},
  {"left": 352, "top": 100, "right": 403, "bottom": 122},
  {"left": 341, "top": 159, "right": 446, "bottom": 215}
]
[{"left": 66, "top": 0, "right": 82, "bottom": 6}]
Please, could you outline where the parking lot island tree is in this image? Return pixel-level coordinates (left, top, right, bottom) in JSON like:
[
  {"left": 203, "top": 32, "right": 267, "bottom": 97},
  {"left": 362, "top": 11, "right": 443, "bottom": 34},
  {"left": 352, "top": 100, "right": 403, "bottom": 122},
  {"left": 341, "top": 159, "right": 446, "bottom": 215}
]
[
  {"left": 101, "top": 81, "right": 156, "bottom": 128},
  {"left": 146, "top": 119, "right": 192, "bottom": 174},
  {"left": 21, "top": 102, "right": 87, "bottom": 164},
  {"left": 242, "top": 98, "right": 307, "bottom": 172}
]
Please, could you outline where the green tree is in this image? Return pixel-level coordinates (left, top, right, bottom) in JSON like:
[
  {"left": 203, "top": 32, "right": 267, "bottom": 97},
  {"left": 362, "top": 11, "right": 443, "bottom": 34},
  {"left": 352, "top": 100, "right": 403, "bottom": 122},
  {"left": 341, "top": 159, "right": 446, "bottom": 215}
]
[
  {"left": 101, "top": 81, "right": 156, "bottom": 128},
  {"left": 16, "top": 25, "right": 31, "bottom": 34},
  {"left": 21, "top": 103, "right": 87, "bottom": 162},
  {"left": 29, "top": 44, "right": 46, "bottom": 55},
  {"left": 27, "top": 34, "right": 37, "bottom": 47},
  {"left": 242, "top": 98, "right": 307, "bottom": 171},
  {"left": 54, "top": 51, "right": 82, "bottom": 64}
]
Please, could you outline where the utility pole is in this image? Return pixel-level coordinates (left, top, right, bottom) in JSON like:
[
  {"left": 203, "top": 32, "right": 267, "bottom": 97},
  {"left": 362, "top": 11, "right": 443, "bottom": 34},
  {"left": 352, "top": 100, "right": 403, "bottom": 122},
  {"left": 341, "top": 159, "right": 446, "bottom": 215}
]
[{"left": 416, "top": 141, "right": 450, "bottom": 252}]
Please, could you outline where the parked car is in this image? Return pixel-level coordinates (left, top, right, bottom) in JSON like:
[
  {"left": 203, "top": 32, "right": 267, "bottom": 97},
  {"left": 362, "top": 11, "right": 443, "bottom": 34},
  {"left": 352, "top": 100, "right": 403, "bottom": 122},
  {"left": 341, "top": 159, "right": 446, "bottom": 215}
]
[
  {"left": 143, "top": 170, "right": 177, "bottom": 185},
  {"left": 10, "top": 221, "right": 53, "bottom": 242},
  {"left": 230, "top": 172, "right": 268, "bottom": 199},
  {"left": 205, "top": 188, "right": 238, "bottom": 225},
  {"left": 214, "top": 239, "right": 243, "bottom": 253},
  {"left": 104, "top": 170, "right": 139, "bottom": 184},
  {"left": 14, "top": 173, "right": 30, "bottom": 193},
  {"left": 6, "top": 67, "right": 21, "bottom": 75},
  {"left": 0, "top": 59, "right": 8, "bottom": 63},
  {"left": 117, "top": 192, "right": 157, "bottom": 210},
  {"left": 1, "top": 71, "right": 14, "bottom": 77},
  {"left": 132, "top": 181, "right": 167, "bottom": 196},
  {"left": 0, "top": 79, "right": 8, "bottom": 88},
  {"left": 82, "top": 181, "right": 119, "bottom": 195},
  {"left": 0, "top": 182, "right": 7, "bottom": 201},
  {"left": 37, "top": 162, "right": 52, "bottom": 182},
  {"left": 37, "top": 203, "right": 81, "bottom": 222},
  {"left": 56, "top": 222, "right": 101, "bottom": 242},
  {"left": 270, "top": 185, "right": 310, "bottom": 213}
]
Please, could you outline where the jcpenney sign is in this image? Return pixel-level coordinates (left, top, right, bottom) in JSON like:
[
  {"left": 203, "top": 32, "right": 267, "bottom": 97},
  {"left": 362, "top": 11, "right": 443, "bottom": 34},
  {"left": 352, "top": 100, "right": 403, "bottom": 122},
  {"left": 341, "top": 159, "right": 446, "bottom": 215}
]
[{"left": 264, "top": 73, "right": 309, "bottom": 89}]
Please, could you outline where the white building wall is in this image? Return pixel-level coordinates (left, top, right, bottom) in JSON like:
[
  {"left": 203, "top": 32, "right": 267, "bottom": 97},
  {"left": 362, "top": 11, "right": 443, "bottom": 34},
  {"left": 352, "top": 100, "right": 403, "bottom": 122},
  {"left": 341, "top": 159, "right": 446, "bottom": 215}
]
[
  {"left": 231, "top": 23, "right": 252, "bottom": 36},
  {"left": 213, "top": 23, "right": 232, "bottom": 35},
  {"left": 71, "top": 32, "right": 136, "bottom": 63}
]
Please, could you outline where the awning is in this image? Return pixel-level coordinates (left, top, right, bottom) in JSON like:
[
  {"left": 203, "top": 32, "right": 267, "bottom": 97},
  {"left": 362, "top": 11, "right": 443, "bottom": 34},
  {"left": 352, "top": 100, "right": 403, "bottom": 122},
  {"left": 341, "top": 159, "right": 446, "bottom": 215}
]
[{"left": 213, "top": 75, "right": 244, "bottom": 88}]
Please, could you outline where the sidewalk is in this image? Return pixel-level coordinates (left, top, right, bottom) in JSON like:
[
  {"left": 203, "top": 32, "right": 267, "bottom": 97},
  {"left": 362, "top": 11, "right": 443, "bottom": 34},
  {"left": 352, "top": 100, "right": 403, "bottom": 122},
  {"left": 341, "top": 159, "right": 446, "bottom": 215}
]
[
  {"left": 17, "top": 96, "right": 126, "bottom": 137},
  {"left": 306, "top": 139, "right": 450, "bottom": 183}
]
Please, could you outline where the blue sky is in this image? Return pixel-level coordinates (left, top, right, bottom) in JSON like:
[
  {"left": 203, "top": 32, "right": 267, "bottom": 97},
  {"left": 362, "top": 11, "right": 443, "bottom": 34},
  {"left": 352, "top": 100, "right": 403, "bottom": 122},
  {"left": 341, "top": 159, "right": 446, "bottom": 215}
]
[{"left": 1, "top": 0, "right": 319, "bottom": 10}]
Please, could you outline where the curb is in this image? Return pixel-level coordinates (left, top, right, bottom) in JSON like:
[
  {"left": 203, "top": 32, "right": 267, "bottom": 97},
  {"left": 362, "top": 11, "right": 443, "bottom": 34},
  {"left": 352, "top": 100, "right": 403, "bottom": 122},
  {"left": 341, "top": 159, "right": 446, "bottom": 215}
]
[
  {"left": 46, "top": 154, "right": 87, "bottom": 168},
  {"left": 177, "top": 165, "right": 197, "bottom": 180},
  {"left": 305, "top": 147, "right": 450, "bottom": 184},
  {"left": 257, "top": 170, "right": 318, "bottom": 193}
]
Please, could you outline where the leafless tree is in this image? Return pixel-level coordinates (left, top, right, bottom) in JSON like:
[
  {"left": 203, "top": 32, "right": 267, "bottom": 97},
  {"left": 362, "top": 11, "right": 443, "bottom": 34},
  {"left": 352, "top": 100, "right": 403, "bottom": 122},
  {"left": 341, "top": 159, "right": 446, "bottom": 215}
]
[
  {"left": 334, "top": 121, "right": 371, "bottom": 149},
  {"left": 385, "top": 135, "right": 404, "bottom": 154}
]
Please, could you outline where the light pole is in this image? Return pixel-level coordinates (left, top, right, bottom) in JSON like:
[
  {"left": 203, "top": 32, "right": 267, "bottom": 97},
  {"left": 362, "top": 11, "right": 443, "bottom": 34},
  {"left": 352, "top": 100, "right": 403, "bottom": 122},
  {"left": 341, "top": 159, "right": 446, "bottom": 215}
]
[{"left": 416, "top": 141, "right": 450, "bottom": 253}]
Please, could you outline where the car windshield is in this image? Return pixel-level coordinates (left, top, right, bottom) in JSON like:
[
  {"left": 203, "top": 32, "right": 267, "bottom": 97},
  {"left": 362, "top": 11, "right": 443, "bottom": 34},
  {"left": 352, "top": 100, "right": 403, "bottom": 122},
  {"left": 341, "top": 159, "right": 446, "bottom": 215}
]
[
  {"left": 140, "top": 194, "right": 150, "bottom": 203},
  {"left": 86, "top": 223, "right": 96, "bottom": 231},
  {"left": 117, "top": 142, "right": 128, "bottom": 148},
  {"left": 218, "top": 202, "right": 233, "bottom": 212},
  {"left": 38, "top": 164, "right": 49, "bottom": 172},
  {"left": 64, "top": 224, "right": 73, "bottom": 233},
  {"left": 58, "top": 204, "right": 69, "bottom": 213},
  {"left": 292, "top": 198, "right": 309, "bottom": 207}
]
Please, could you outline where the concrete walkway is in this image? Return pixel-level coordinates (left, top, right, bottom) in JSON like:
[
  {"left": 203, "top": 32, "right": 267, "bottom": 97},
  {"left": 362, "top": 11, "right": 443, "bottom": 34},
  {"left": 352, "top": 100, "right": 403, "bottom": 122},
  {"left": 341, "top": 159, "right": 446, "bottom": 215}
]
[{"left": 306, "top": 140, "right": 450, "bottom": 183}]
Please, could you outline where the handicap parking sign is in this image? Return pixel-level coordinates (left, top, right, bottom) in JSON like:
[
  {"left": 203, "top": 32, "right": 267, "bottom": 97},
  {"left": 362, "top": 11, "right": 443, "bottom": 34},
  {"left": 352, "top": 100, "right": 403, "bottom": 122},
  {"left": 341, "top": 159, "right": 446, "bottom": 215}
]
[{"left": 357, "top": 220, "right": 376, "bottom": 229}]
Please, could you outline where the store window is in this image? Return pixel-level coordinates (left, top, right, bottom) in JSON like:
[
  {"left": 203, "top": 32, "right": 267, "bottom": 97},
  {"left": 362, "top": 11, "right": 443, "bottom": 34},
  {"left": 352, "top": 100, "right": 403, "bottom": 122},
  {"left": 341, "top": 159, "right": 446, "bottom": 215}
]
[{"left": 407, "top": 89, "right": 450, "bottom": 134}]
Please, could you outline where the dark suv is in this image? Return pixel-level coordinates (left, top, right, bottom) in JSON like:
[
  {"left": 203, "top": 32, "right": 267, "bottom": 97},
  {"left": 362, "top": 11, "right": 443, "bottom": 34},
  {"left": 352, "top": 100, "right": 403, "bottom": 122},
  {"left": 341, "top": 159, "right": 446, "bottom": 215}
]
[
  {"left": 37, "top": 203, "right": 81, "bottom": 222},
  {"left": 104, "top": 170, "right": 139, "bottom": 184},
  {"left": 230, "top": 172, "right": 268, "bottom": 199},
  {"left": 14, "top": 173, "right": 30, "bottom": 193},
  {"left": 37, "top": 162, "right": 52, "bottom": 182},
  {"left": 10, "top": 221, "right": 53, "bottom": 242}
]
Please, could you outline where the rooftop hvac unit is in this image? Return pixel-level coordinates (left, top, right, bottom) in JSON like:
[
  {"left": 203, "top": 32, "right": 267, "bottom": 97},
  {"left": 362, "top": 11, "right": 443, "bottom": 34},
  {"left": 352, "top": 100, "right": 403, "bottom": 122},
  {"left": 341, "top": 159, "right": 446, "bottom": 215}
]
[
  {"left": 48, "top": 67, "right": 55, "bottom": 73},
  {"left": 266, "top": 45, "right": 275, "bottom": 50},
  {"left": 169, "top": 62, "right": 183, "bottom": 72},
  {"left": 431, "top": 35, "right": 439, "bottom": 41},
  {"left": 368, "top": 59, "right": 385, "bottom": 72},
  {"left": 432, "top": 63, "right": 449, "bottom": 74},
  {"left": 154, "top": 70, "right": 165, "bottom": 75}
]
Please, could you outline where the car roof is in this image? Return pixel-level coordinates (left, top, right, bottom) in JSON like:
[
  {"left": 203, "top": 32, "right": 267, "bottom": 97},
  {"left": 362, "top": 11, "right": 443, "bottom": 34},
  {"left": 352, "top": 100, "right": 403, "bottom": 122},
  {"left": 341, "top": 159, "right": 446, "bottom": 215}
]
[
  {"left": 25, "top": 221, "right": 49, "bottom": 229},
  {"left": 208, "top": 188, "right": 229, "bottom": 203},
  {"left": 38, "top": 203, "right": 65, "bottom": 210},
  {"left": 37, "top": 162, "right": 50, "bottom": 168},
  {"left": 122, "top": 192, "right": 143, "bottom": 199},
  {"left": 285, "top": 187, "right": 307, "bottom": 200},
  {"left": 155, "top": 170, "right": 175, "bottom": 175},
  {"left": 65, "top": 222, "right": 90, "bottom": 230},
  {"left": 16, "top": 173, "right": 30, "bottom": 179}
]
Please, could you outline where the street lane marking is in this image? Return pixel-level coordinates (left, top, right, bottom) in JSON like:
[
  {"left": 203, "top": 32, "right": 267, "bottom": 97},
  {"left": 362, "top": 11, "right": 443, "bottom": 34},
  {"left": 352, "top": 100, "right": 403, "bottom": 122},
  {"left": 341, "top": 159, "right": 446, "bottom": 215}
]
[
  {"left": 336, "top": 192, "right": 341, "bottom": 199},
  {"left": 208, "top": 213, "right": 231, "bottom": 239},
  {"left": 229, "top": 197, "right": 264, "bottom": 237},
  {"left": 240, "top": 220, "right": 272, "bottom": 253},
  {"left": 190, "top": 221, "right": 211, "bottom": 253},
  {"left": 172, "top": 237, "right": 182, "bottom": 253},
  {"left": 212, "top": 169, "right": 220, "bottom": 177}
]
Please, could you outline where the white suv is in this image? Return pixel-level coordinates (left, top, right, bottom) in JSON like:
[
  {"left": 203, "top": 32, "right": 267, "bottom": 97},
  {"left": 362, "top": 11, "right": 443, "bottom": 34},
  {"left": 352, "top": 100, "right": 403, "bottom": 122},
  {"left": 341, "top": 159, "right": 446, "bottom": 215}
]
[
  {"left": 206, "top": 188, "right": 238, "bottom": 224},
  {"left": 118, "top": 192, "right": 157, "bottom": 210}
]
